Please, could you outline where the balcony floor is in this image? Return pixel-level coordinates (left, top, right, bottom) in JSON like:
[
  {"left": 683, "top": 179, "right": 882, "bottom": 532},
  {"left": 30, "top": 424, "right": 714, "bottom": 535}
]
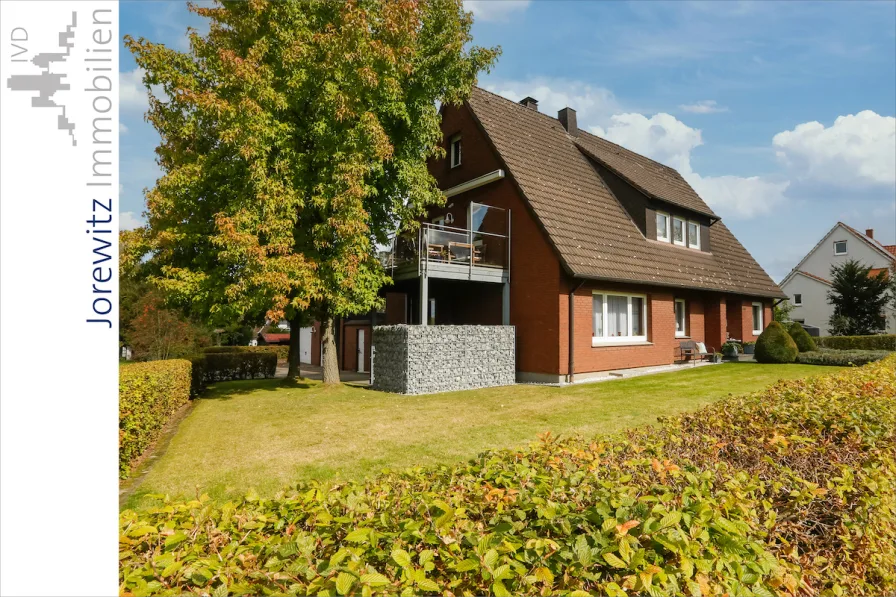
[{"left": 392, "top": 260, "right": 508, "bottom": 283}]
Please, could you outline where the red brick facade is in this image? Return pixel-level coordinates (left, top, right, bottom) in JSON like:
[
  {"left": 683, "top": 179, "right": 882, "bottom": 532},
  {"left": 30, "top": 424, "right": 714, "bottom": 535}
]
[{"left": 385, "top": 103, "right": 777, "bottom": 380}]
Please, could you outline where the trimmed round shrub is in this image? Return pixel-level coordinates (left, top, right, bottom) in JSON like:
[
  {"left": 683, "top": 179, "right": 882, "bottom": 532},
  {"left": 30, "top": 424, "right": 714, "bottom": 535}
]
[
  {"left": 787, "top": 322, "right": 817, "bottom": 352},
  {"left": 755, "top": 321, "right": 799, "bottom": 363}
]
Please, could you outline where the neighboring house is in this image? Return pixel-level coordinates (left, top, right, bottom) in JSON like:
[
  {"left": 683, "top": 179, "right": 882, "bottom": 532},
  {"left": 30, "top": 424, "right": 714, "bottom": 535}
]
[
  {"left": 780, "top": 223, "right": 896, "bottom": 334},
  {"left": 384, "top": 88, "right": 785, "bottom": 383}
]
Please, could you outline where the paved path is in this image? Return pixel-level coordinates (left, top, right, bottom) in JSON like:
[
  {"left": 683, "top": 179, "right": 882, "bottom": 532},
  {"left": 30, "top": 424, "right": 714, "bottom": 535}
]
[{"left": 275, "top": 363, "right": 371, "bottom": 385}]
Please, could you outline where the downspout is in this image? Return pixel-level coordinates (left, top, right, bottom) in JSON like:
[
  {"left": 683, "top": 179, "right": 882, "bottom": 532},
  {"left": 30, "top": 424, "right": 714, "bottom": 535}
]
[{"left": 568, "top": 279, "right": 587, "bottom": 384}]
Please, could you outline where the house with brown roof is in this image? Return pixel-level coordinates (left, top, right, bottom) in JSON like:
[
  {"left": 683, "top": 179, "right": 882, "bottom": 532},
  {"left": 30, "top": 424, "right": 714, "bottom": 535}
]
[
  {"left": 780, "top": 222, "right": 896, "bottom": 334},
  {"left": 384, "top": 88, "right": 785, "bottom": 382}
]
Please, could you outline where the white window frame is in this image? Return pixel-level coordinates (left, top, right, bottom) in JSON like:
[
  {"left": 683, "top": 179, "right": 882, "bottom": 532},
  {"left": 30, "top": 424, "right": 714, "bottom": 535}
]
[
  {"left": 833, "top": 240, "right": 847, "bottom": 256},
  {"left": 672, "top": 217, "right": 686, "bottom": 246},
  {"left": 752, "top": 302, "right": 764, "bottom": 335},
  {"left": 674, "top": 298, "right": 687, "bottom": 337},
  {"left": 793, "top": 293, "right": 802, "bottom": 306},
  {"left": 592, "top": 291, "right": 649, "bottom": 346},
  {"left": 687, "top": 221, "right": 700, "bottom": 249},
  {"left": 450, "top": 134, "right": 462, "bottom": 168},
  {"left": 656, "top": 211, "right": 670, "bottom": 243}
]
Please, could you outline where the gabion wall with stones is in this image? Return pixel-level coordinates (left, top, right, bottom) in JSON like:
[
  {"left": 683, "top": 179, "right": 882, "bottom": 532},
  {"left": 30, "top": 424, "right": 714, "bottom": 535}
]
[{"left": 371, "top": 325, "right": 516, "bottom": 395}]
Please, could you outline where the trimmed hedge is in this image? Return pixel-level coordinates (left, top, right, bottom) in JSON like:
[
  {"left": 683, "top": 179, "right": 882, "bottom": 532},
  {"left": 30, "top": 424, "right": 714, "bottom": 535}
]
[
  {"left": 203, "top": 345, "right": 290, "bottom": 360},
  {"left": 754, "top": 321, "right": 798, "bottom": 363},
  {"left": 119, "top": 360, "right": 191, "bottom": 479},
  {"left": 787, "top": 322, "right": 817, "bottom": 352},
  {"left": 795, "top": 348, "right": 891, "bottom": 366},
  {"left": 201, "top": 352, "right": 277, "bottom": 382},
  {"left": 816, "top": 334, "right": 896, "bottom": 351},
  {"left": 120, "top": 356, "right": 896, "bottom": 596}
]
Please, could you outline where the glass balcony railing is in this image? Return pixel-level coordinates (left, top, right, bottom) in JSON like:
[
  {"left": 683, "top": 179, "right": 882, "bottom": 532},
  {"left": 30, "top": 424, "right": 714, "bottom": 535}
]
[{"left": 385, "top": 225, "right": 509, "bottom": 274}]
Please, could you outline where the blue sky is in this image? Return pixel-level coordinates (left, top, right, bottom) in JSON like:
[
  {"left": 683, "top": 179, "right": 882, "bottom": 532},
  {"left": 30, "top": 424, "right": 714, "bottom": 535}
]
[{"left": 119, "top": 0, "right": 896, "bottom": 281}]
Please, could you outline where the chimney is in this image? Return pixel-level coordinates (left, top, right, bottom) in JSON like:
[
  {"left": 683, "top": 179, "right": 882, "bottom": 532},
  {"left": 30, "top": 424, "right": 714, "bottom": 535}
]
[
  {"left": 558, "top": 107, "right": 578, "bottom": 136},
  {"left": 866, "top": 228, "right": 874, "bottom": 239},
  {"left": 519, "top": 96, "right": 538, "bottom": 111}
]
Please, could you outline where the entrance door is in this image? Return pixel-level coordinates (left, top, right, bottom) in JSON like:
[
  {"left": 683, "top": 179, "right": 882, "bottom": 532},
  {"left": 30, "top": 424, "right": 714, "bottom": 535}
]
[
  {"left": 299, "top": 327, "right": 312, "bottom": 364},
  {"left": 357, "top": 329, "right": 366, "bottom": 373}
]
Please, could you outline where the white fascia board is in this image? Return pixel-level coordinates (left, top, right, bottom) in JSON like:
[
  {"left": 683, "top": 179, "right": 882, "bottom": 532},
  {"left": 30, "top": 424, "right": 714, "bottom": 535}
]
[{"left": 443, "top": 169, "right": 505, "bottom": 198}]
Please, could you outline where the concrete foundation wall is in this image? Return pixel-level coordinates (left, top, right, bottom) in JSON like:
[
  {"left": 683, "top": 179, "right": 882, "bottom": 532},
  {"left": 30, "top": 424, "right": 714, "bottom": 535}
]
[{"left": 371, "top": 325, "right": 515, "bottom": 395}]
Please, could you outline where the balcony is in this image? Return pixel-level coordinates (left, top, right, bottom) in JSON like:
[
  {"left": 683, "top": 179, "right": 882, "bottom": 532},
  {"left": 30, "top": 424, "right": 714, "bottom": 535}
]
[{"left": 385, "top": 203, "right": 510, "bottom": 284}]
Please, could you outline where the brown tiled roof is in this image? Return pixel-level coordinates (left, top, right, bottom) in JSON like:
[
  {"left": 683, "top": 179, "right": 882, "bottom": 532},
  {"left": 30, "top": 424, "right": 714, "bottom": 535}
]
[
  {"left": 885, "top": 245, "right": 896, "bottom": 258},
  {"left": 466, "top": 87, "right": 785, "bottom": 298},
  {"left": 574, "top": 132, "right": 717, "bottom": 218}
]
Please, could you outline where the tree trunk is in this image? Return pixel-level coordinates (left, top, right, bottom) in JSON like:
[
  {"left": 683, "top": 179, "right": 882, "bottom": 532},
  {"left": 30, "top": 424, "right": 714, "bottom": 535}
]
[
  {"left": 285, "top": 314, "right": 302, "bottom": 381},
  {"left": 321, "top": 315, "right": 341, "bottom": 385}
]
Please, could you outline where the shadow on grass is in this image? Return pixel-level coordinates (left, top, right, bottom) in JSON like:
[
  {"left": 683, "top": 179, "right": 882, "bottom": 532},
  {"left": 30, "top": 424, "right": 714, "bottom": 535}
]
[{"left": 200, "top": 377, "right": 376, "bottom": 401}]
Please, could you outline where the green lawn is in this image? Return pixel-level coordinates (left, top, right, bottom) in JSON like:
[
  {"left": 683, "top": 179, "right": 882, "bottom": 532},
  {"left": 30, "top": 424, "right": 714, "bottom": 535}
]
[{"left": 125, "top": 363, "right": 842, "bottom": 510}]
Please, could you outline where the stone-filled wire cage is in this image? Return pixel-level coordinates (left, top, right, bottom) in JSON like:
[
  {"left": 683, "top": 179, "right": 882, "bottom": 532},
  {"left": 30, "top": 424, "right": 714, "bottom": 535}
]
[{"left": 371, "top": 325, "right": 515, "bottom": 395}]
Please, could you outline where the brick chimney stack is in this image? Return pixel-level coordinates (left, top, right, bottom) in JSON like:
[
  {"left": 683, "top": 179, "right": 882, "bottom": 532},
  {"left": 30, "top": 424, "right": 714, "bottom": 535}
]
[
  {"left": 866, "top": 228, "right": 874, "bottom": 239},
  {"left": 519, "top": 96, "right": 538, "bottom": 111},
  {"left": 558, "top": 107, "right": 578, "bottom": 137}
]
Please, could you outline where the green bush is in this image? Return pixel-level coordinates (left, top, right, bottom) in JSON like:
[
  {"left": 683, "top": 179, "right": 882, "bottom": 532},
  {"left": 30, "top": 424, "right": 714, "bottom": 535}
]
[
  {"left": 202, "top": 345, "right": 290, "bottom": 360},
  {"left": 119, "top": 360, "right": 192, "bottom": 478},
  {"left": 185, "top": 356, "right": 207, "bottom": 397},
  {"left": 754, "top": 321, "right": 798, "bottom": 363},
  {"left": 816, "top": 334, "right": 896, "bottom": 351},
  {"left": 120, "top": 357, "right": 896, "bottom": 596},
  {"left": 795, "top": 349, "right": 891, "bottom": 366},
  {"left": 786, "top": 322, "right": 817, "bottom": 352},
  {"left": 201, "top": 352, "right": 277, "bottom": 382},
  {"left": 721, "top": 341, "right": 742, "bottom": 356}
]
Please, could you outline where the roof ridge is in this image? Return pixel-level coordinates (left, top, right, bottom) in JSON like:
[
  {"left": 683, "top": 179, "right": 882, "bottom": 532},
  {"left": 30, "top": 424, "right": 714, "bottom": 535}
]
[
  {"left": 838, "top": 221, "right": 896, "bottom": 262},
  {"left": 472, "top": 86, "right": 571, "bottom": 128},
  {"left": 576, "top": 128, "right": 680, "bottom": 176}
]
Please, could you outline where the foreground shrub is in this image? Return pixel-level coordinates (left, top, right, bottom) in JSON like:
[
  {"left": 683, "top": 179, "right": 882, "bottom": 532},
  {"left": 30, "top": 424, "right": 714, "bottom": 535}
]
[
  {"left": 795, "top": 348, "right": 890, "bottom": 366},
  {"left": 787, "top": 322, "right": 817, "bottom": 352},
  {"left": 754, "top": 321, "right": 798, "bottom": 363},
  {"left": 119, "top": 360, "right": 191, "bottom": 478},
  {"left": 816, "top": 334, "right": 896, "bottom": 351},
  {"left": 203, "top": 345, "right": 290, "bottom": 360},
  {"left": 201, "top": 352, "right": 277, "bottom": 382},
  {"left": 120, "top": 357, "right": 896, "bottom": 596}
]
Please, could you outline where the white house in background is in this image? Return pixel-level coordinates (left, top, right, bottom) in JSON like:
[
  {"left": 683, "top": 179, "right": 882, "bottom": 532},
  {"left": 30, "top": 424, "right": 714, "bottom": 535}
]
[{"left": 780, "top": 222, "right": 896, "bottom": 334}]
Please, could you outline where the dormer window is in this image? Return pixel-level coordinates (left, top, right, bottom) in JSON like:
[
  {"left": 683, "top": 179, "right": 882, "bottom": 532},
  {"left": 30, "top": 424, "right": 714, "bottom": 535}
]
[
  {"left": 672, "top": 217, "right": 685, "bottom": 246},
  {"left": 687, "top": 221, "right": 700, "bottom": 249},
  {"left": 656, "top": 212, "right": 670, "bottom": 242},
  {"left": 450, "top": 134, "right": 462, "bottom": 168}
]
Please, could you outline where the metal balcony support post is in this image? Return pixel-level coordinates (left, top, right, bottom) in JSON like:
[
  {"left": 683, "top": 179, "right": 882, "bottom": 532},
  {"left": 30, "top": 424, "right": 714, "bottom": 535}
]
[
  {"left": 420, "top": 273, "right": 428, "bottom": 326},
  {"left": 420, "top": 225, "right": 428, "bottom": 326},
  {"left": 502, "top": 282, "right": 510, "bottom": 325}
]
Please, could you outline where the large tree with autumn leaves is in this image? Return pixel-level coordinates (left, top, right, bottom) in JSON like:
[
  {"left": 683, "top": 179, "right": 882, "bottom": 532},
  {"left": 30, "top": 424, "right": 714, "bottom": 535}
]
[{"left": 126, "top": 0, "right": 498, "bottom": 382}]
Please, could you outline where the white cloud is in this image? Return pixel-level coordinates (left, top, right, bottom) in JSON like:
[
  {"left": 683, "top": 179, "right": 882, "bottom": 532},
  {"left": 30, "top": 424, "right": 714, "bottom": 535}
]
[
  {"left": 687, "top": 174, "right": 790, "bottom": 219},
  {"left": 485, "top": 78, "right": 622, "bottom": 127},
  {"left": 120, "top": 211, "right": 145, "bottom": 231},
  {"left": 590, "top": 112, "right": 703, "bottom": 175},
  {"left": 464, "top": 0, "right": 530, "bottom": 22},
  {"left": 119, "top": 122, "right": 128, "bottom": 134},
  {"left": 120, "top": 68, "right": 165, "bottom": 112},
  {"left": 772, "top": 110, "right": 896, "bottom": 187},
  {"left": 590, "top": 111, "right": 788, "bottom": 218},
  {"left": 679, "top": 100, "right": 729, "bottom": 114}
]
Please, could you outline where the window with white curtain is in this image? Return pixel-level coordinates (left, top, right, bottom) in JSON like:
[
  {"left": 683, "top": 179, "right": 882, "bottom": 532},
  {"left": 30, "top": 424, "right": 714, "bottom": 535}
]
[
  {"left": 687, "top": 221, "right": 700, "bottom": 249},
  {"left": 674, "top": 298, "right": 687, "bottom": 337},
  {"left": 592, "top": 292, "right": 648, "bottom": 345},
  {"left": 672, "top": 217, "right": 685, "bottom": 246},
  {"left": 656, "top": 212, "right": 670, "bottom": 242}
]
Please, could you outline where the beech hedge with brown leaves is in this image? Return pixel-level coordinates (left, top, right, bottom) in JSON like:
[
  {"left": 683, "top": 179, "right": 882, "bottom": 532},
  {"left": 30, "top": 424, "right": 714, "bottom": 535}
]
[{"left": 120, "top": 356, "right": 896, "bottom": 596}]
